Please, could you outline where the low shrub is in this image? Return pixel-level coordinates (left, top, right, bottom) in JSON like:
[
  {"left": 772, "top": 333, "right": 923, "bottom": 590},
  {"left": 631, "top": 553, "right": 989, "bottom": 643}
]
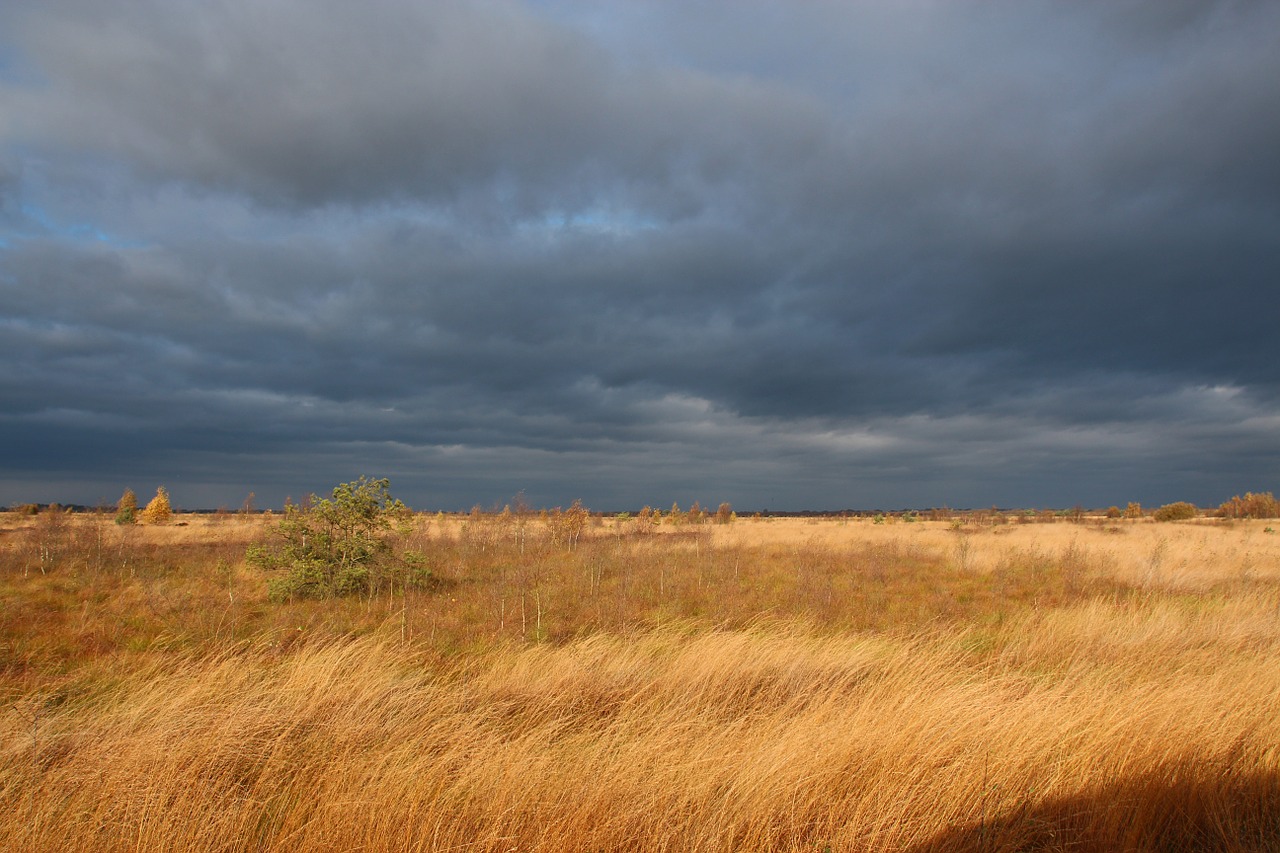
[
  {"left": 247, "top": 476, "right": 428, "bottom": 601},
  {"left": 1153, "top": 501, "right": 1197, "bottom": 522}
]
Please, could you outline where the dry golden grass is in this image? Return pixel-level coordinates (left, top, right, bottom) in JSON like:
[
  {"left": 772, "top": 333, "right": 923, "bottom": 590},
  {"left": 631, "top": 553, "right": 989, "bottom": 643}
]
[
  {"left": 701, "top": 515, "right": 1280, "bottom": 589},
  {"left": 2, "top": 511, "right": 1279, "bottom": 850}
]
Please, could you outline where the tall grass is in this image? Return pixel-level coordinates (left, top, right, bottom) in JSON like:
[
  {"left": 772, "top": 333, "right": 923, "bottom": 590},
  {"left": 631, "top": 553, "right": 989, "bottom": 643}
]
[{"left": 2, "top": 512, "right": 1279, "bottom": 850}]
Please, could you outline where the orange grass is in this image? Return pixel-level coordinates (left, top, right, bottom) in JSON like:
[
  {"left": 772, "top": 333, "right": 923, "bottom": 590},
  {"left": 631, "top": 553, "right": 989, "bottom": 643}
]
[{"left": 2, "top": 512, "right": 1279, "bottom": 850}]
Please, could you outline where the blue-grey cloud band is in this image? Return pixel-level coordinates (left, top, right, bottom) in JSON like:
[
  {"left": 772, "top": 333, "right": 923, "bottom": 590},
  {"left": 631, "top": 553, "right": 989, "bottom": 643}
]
[{"left": 1, "top": 0, "right": 1277, "bottom": 509}]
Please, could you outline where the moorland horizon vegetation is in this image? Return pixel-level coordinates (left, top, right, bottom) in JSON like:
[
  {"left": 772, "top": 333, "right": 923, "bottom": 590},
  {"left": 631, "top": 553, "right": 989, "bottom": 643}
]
[
  {"left": 2, "top": 477, "right": 1279, "bottom": 851},
  {"left": 11, "top": 478, "right": 1280, "bottom": 521}
]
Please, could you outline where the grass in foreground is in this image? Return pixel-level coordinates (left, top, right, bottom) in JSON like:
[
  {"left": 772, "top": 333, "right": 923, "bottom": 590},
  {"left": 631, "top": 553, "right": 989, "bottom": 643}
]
[{"left": 2, "top": 514, "right": 1279, "bottom": 850}]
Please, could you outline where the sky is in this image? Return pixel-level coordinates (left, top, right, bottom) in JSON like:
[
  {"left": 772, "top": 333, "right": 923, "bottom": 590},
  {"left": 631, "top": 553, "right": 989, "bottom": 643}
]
[{"left": 1, "top": 0, "right": 1278, "bottom": 512}]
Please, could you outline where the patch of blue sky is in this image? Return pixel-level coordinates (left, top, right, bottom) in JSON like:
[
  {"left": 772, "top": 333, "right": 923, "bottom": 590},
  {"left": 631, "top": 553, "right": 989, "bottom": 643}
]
[
  {"left": 0, "top": 44, "right": 18, "bottom": 80},
  {"left": 0, "top": 39, "right": 47, "bottom": 87},
  {"left": 526, "top": 207, "right": 663, "bottom": 237},
  {"left": 16, "top": 202, "right": 147, "bottom": 249}
]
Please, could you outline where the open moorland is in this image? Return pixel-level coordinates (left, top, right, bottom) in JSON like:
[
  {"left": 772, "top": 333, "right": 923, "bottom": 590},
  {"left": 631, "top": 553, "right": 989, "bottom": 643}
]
[{"left": 2, "top": 503, "right": 1280, "bottom": 851}]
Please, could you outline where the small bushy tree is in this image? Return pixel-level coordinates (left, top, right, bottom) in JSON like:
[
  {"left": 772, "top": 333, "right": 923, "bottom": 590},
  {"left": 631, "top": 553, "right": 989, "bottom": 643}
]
[
  {"left": 247, "top": 476, "right": 428, "bottom": 601},
  {"left": 1153, "top": 501, "right": 1197, "bottom": 522},
  {"left": 635, "top": 505, "right": 656, "bottom": 534},
  {"left": 115, "top": 488, "right": 138, "bottom": 525},
  {"left": 139, "top": 486, "right": 172, "bottom": 524},
  {"left": 548, "top": 499, "right": 590, "bottom": 551}
]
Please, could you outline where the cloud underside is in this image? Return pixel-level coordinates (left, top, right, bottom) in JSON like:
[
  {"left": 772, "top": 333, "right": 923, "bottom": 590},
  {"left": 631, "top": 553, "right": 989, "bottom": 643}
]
[{"left": 1, "top": 0, "right": 1278, "bottom": 508}]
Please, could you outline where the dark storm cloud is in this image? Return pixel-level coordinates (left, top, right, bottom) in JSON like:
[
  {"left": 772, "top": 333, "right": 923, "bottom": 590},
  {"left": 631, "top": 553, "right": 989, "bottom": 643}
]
[
  {"left": 3, "top": 0, "right": 825, "bottom": 221},
  {"left": 1, "top": 0, "right": 1277, "bottom": 509}
]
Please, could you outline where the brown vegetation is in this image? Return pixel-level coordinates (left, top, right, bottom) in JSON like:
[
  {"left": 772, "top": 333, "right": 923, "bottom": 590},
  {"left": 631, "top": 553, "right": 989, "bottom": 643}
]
[
  {"left": 1153, "top": 500, "right": 1199, "bottom": 522},
  {"left": 2, "top": 508, "right": 1279, "bottom": 851},
  {"left": 1219, "top": 491, "right": 1279, "bottom": 519}
]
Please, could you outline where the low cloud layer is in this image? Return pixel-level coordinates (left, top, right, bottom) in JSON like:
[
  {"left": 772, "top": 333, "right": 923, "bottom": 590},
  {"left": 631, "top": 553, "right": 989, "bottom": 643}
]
[{"left": 2, "top": 0, "right": 1278, "bottom": 510}]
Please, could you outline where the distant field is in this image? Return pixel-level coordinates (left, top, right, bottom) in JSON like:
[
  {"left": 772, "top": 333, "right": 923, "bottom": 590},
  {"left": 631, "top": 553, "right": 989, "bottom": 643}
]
[{"left": 2, "top": 510, "right": 1279, "bottom": 851}]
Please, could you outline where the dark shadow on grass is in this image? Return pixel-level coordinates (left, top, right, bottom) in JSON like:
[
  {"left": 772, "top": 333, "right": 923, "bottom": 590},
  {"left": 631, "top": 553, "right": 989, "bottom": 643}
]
[{"left": 902, "top": 768, "right": 1280, "bottom": 852}]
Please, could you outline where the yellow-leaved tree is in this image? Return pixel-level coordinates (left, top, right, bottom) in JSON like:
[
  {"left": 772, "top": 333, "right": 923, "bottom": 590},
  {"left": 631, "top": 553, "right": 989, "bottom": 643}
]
[{"left": 139, "top": 486, "right": 173, "bottom": 524}]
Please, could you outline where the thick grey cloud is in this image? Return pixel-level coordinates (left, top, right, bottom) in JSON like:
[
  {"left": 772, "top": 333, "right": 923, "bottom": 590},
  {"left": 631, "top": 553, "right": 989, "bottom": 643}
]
[{"left": 1, "top": 0, "right": 1277, "bottom": 510}]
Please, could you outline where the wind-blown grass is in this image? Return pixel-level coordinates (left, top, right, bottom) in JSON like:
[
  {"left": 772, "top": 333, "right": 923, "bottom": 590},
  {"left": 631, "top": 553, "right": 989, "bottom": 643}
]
[{"left": 2, "top": 513, "right": 1278, "bottom": 850}]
